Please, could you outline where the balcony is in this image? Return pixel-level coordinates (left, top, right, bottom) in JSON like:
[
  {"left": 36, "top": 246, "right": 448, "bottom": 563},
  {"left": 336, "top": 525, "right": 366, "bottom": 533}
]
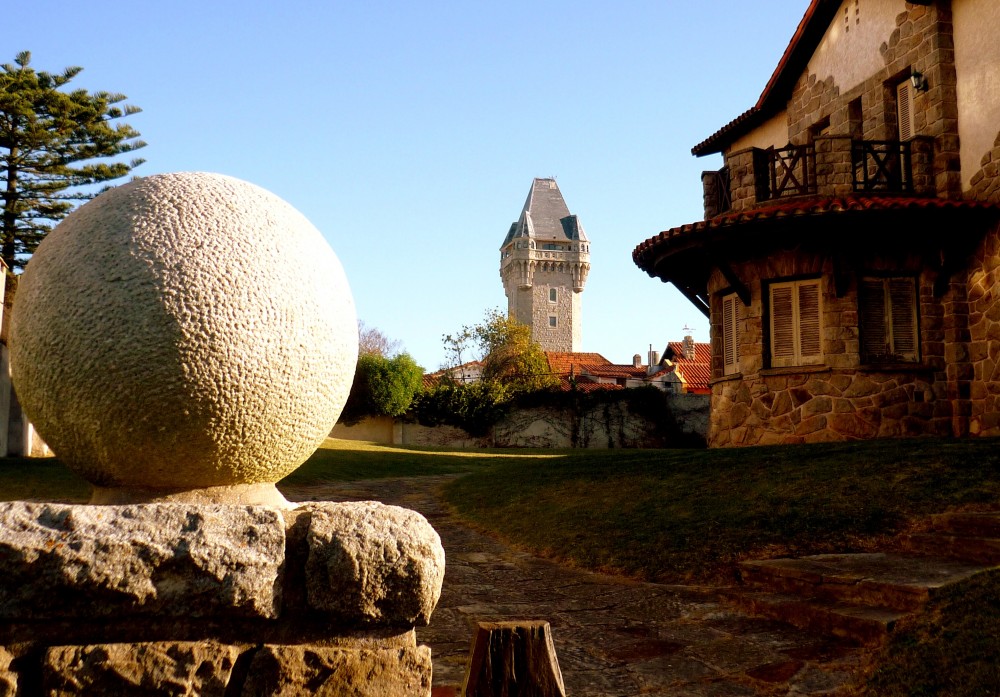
[{"left": 705, "top": 135, "right": 935, "bottom": 217}]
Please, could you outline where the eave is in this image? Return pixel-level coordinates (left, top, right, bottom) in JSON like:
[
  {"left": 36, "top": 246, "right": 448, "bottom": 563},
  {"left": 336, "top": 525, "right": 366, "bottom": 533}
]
[{"left": 633, "top": 197, "right": 1000, "bottom": 312}]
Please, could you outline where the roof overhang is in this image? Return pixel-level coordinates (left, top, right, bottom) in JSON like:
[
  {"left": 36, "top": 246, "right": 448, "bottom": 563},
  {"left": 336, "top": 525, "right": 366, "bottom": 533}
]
[{"left": 634, "top": 197, "right": 1000, "bottom": 310}]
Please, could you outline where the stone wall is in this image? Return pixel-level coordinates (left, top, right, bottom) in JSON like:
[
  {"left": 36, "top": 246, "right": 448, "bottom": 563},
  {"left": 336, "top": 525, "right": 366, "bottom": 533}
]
[
  {"left": 966, "top": 221, "right": 1000, "bottom": 436},
  {"left": 0, "top": 500, "right": 444, "bottom": 696},
  {"left": 492, "top": 393, "right": 708, "bottom": 449},
  {"left": 334, "top": 393, "right": 710, "bottom": 449},
  {"left": 706, "top": 245, "right": 960, "bottom": 447},
  {"left": 331, "top": 415, "right": 398, "bottom": 443}
]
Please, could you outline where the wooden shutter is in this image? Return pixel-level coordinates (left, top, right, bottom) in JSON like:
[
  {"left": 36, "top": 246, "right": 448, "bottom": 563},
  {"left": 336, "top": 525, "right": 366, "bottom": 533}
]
[
  {"left": 888, "top": 278, "right": 918, "bottom": 360},
  {"left": 770, "top": 279, "right": 823, "bottom": 367},
  {"left": 722, "top": 294, "right": 740, "bottom": 375},
  {"left": 797, "top": 281, "right": 822, "bottom": 364},
  {"left": 897, "top": 81, "right": 913, "bottom": 141},
  {"left": 860, "top": 278, "right": 888, "bottom": 361},
  {"left": 860, "top": 277, "right": 918, "bottom": 363},
  {"left": 770, "top": 284, "right": 797, "bottom": 367}
]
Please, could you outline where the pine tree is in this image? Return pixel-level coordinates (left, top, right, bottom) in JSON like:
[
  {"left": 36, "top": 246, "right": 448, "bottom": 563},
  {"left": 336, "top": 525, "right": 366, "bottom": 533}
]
[{"left": 0, "top": 51, "right": 146, "bottom": 271}]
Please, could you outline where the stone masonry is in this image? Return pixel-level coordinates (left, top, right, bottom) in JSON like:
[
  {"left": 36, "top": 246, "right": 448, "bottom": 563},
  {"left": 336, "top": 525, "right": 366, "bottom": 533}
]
[{"left": 0, "top": 500, "right": 444, "bottom": 695}]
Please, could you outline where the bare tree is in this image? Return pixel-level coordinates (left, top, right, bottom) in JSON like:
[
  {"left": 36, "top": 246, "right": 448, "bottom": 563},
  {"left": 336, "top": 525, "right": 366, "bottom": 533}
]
[{"left": 358, "top": 320, "right": 402, "bottom": 357}]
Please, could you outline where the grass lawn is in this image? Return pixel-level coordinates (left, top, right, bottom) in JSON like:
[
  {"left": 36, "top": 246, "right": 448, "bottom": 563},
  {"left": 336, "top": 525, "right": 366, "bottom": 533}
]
[{"left": 441, "top": 437, "right": 1000, "bottom": 583}]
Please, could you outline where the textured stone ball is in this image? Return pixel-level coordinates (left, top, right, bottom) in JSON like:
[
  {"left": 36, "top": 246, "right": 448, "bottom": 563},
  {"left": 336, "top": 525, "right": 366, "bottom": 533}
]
[{"left": 10, "top": 172, "right": 358, "bottom": 489}]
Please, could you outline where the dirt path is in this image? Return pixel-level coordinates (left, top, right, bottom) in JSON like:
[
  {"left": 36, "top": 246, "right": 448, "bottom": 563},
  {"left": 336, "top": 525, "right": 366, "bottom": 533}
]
[{"left": 281, "top": 476, "right": 864, "bottom": 696}]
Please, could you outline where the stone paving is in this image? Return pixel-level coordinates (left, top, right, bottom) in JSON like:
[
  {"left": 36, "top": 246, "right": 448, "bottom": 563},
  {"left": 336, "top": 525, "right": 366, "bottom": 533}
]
[{"left": 281, "top": 476, "right": 865, "bottom": 696}]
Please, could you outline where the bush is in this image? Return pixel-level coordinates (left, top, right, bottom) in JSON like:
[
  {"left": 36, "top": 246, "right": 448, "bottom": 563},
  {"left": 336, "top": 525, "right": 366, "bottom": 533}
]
[
  {"left": 340, "top": 353, "right": 423, "bottom": 425},
  {"left": 410, "top": 381, "right": 512, "bottom": 437}
]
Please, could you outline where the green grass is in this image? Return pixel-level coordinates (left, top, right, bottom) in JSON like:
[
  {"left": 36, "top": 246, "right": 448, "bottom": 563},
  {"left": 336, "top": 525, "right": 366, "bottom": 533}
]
[
  {"left": 278, "top": 438, "right": 556, "bottom": 485},
  {"left": 442, "top": 437, "right": 1000, "bottom": 583},
  {"left": 856, "top": 568, "right": 1000, "bottom": 697}
]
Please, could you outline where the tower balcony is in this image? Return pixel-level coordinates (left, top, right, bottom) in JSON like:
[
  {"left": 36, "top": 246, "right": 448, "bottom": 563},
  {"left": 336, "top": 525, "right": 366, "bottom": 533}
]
[{"left": 702, "top": 135, "right": 936, "bottom": 218}]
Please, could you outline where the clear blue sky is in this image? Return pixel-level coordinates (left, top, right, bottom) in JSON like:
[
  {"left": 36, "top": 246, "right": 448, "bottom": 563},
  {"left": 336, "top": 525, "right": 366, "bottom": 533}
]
[{"left": 13, "top": 1, "right": 806, "bottom": 371}]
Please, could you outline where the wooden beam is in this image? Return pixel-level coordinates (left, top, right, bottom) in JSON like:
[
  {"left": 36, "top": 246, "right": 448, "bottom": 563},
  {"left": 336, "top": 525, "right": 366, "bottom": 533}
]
[
  {"left": 714, "top": 259, "right": 751, "bottom": 306},
  {"left": 462, "top": 621, "right": 566, "bottom": 697},
  {"left": 832, "top": 253, "right": 851, "bottom": 298},
  {"left": 672, "top": 282, "right": 711, "bottom": 318}
]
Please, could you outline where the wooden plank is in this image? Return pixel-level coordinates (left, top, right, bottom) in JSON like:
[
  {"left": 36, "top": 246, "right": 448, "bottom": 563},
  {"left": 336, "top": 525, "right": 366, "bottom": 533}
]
[{"left": 461, "top": 621, "right": 566, "bottom": 697}]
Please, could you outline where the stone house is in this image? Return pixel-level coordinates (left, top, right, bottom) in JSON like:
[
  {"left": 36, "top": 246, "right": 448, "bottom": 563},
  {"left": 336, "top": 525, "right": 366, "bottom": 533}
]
[{"left": 633, "top": 0, "right": 1000, "bottom": 446}]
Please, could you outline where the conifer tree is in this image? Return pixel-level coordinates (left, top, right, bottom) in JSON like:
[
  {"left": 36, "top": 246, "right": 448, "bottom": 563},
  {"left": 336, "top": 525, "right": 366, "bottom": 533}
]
[{"left": 0, "top": 51, "right": 146, "bottom": 271}]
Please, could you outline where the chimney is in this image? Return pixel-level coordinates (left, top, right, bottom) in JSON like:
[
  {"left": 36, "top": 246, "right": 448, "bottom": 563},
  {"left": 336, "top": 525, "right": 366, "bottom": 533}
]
[
  {"left": 633, "top": 353, "right": 642, "bottom": 368},
  {"left": 683, "top": 335, "right": 695, "bottom": 360},
  {"left": 647, "top": 349, "right": 661, "bottom": 375}
]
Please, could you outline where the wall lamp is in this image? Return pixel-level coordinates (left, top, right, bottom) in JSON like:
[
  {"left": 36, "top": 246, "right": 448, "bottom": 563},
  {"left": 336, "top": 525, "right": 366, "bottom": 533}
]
[{"left": 911, "top": 70, "right": 929, "bottom": 92}]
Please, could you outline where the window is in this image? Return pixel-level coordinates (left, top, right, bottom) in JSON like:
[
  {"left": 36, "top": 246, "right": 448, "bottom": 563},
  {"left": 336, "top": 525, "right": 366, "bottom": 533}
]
[
  {"left": 548, "top": 316, "right": 557, "bottom": 328},
  {"left": 769, "top": 278, "right": 823, "bottom": 367},
  {"left": 549, "top": 288, "right": 557, "bottom": 303},
  {"left": 860, "top": 277, "right": 918, "bottom": 363},
  {"left": 721, "top": 293, "right": 741, "bottom": 375}
]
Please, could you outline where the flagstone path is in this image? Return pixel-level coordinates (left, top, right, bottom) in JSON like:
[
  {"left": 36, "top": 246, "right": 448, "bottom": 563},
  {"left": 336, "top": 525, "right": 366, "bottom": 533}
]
[{"left": 280, "top": 476, "right": 865, "bottom": 696}]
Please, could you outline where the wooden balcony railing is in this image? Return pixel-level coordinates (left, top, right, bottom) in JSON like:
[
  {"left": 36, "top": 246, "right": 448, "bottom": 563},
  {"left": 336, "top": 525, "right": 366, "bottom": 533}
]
[
  {"left": 762, "top": 144, "right": 816, "bottom": 200},
  {"left": 706, "top": 137, "right": 933, "bottom": 219},
  {"left": 851, "top": 140, "right": 914, "bottom": 193}
]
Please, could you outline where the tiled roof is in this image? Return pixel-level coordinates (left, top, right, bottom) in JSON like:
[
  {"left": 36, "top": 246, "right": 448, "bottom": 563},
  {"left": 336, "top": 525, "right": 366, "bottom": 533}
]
[
  {"left": 692, "top": 0, "right": 839, "bottom": 156},
  {"left": 583, "top": 365, "right": 649, "bottom": 380},
  {"left": 545, "top": 351, "right": 613, "bottom": 376},
  {"left": 633, "top": 196, "right": 1000, "bottom": 274},
  {"left": 665, "top": 342, "right": 712, "bottom": 393},
  {"left": 551, "top": 376, "right": 623, "bottom": 393},
  {"left": 422, "top": 360, "right": 483, "bottom": 388}
]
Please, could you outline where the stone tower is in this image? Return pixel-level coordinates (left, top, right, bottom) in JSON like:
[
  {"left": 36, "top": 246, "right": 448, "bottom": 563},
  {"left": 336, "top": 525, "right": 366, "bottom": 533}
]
[{"left": 500, "top": 178, "right": 590, "bottom": 352}]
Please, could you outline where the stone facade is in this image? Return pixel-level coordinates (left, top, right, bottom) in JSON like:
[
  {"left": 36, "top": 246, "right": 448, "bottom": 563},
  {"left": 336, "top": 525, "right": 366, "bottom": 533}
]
[
  {"left": 634, "top": 0, "right": 1000, "bottom": 448},
  {"left": 500, "top": 178, "right": 590, "bottom": 352}
]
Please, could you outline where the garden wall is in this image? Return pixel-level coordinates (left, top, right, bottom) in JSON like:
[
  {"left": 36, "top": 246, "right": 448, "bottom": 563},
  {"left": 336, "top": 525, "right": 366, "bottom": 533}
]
[{"left": 333, "top": 393, "right": 709, "bottom": 449}]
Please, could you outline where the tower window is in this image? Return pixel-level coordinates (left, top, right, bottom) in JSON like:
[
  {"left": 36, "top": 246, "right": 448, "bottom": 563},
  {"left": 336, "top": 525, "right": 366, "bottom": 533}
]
[
  {"left": 548, "top": 316, "right": 557, "bottom": 328},
  {"left": 549, "top": 288, "right": 557, "bottom": 303}
]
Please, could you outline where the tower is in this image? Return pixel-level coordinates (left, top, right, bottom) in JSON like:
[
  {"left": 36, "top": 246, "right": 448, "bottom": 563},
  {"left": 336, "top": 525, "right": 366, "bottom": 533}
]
[{"left": 500, "top": 178, "right": 590, "bottom": 352}]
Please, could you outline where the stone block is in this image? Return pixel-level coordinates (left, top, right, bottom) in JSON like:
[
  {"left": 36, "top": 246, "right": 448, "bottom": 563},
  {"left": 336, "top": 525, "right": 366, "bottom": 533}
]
[
  {"left": 802, "top": 396, "right": 833, "bottom": 418},
  {"left": 304, "top": 502, "right": 445, "bottom": 626},
  {"left": 43, "top": 642, "right": 241, "bottom": 697},
  {"left": 242, "top": 644, "right": 432, "bottom": 697},
  {"left": 0, "top": 647, "right": 15, "bottom": 697},
  {"left": 843, "top": 375, "right": 879, "bottom": 398},
  {"left": 0, "top": 502, "right": 284, "bottom": 620}
]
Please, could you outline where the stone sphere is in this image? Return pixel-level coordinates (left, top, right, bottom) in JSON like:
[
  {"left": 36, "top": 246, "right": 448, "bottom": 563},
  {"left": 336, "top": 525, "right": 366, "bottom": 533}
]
[{"left": 10, "top": 172, "right": 358, "bottom": 491}]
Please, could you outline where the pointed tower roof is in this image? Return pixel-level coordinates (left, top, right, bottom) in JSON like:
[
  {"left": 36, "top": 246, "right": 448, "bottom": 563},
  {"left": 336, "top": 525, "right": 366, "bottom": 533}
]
[{"left": 502, "top": 178, "right": 588, "bottom": 247}]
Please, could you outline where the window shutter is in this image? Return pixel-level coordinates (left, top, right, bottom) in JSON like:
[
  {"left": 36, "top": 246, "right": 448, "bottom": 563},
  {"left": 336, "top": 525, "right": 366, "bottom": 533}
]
[
  {"left": 770, "top": 279, "right": 824, "bottom": 367},
  {"left": 860, "top": 278, "right": 888, "bottom": 361},
  {"left": 797, "top": 281, "right": 822, "bottom": 363},
  {"left": 860, "top": 277, "right": 918, "bottom": 363},
  {"left": 897, "top": 81, "right": 913, "bottom": 141},
  {"left": 888, "top": 278, "right": 918, "bottom": 360},
  {"left": 770, "top": 284, "right": 796, "bottom": 367},
  {"left": 722, "top": 294, "right": 739, "bottom": 375}
]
